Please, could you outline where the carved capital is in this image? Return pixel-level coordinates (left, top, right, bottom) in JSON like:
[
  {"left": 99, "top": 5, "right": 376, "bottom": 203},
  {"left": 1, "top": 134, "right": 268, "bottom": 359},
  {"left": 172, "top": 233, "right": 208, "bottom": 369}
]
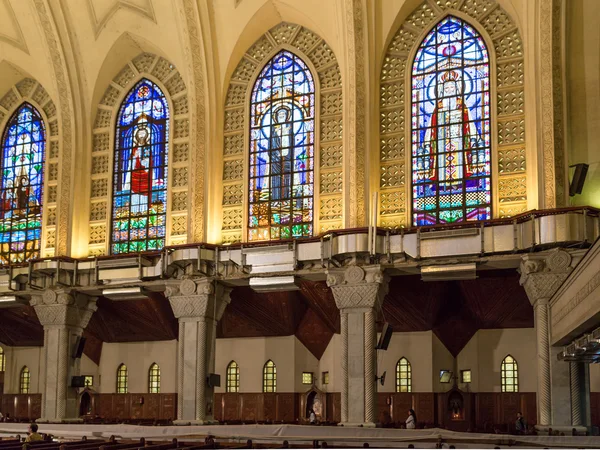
[
  {"left": 519, "top": 249, "right": 575, "bottom": 304},
  {"left": 31, "top": 289, "right": 97, "bottom": 329},
  {"left": 166, "top": 278, "right": 230, "bottom": 320},
  {"left": 327, "top": 266, "right": 388, "bottom": 311}
]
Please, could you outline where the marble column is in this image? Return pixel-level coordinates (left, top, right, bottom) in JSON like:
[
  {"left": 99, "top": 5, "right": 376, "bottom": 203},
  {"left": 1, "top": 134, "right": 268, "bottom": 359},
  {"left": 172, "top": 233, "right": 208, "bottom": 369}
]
[
  {"left": 327, "top": 265, "right": 388, "bottom": 427},
  {"left": 30, "top": 289, "right": 97, "bottom": 422},
  {"left": 166, "top": 278, "right": 231, "bottom": 424},
  {"left": 519, "top": 249, "right": 575, "bottom": 429}
]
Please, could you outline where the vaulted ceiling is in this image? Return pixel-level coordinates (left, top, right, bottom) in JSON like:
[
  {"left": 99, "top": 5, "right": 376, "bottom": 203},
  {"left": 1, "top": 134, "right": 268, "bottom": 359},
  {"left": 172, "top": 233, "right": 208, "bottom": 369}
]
[{"left": 0, "top": 269, "right": 531, "bottom": 361}]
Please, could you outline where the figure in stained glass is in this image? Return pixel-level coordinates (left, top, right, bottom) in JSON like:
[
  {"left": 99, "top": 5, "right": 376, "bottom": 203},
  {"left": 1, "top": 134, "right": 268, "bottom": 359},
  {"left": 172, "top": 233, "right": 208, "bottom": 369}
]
[
  {"left": 111, "top": 79, "right": 169, "bottom": 254},
  {"left": 249, "top": 51, "right": 314, "bottom": 241},
  {"left": 0, "top": 103, "right": 45, "bottom": 264},
  {"left": 412, "top": 16, "right": 491, "bottom": 226}
]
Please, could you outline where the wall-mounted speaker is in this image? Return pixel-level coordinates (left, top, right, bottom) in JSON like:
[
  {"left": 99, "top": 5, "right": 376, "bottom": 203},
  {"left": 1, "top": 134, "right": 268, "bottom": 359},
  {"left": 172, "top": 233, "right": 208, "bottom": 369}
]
[
  {"left": 570, "top": 163, "right": 589, "bottom": 196},
  {"left": 376, "top": 323, "right": 393, "bottom": 350},
  {"left": 71, "top": 376, "right": 85, "bottom": 388},
  {"left": 72, "top": 336, "right": 86, "bottom": 359},
  {"left": 207, "top": 373, "right": 221, "bottom": 388}
]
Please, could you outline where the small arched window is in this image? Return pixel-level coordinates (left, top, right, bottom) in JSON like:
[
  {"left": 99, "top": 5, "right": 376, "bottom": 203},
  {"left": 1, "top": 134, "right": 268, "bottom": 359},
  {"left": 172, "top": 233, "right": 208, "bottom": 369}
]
[
  {"left": 0, "top": 346, "right": 4, "bottom": 372},
  {"left": 263, "top": 360, "right": 276, "bottom": 393},
  {"left": 501, "top": 355, "right": 518, "bottom": 392},
  {"left": 148, "top": 363, "right": 160, "bottom": 393},
  {"left": 117, "top": 363, "right": 128, "bottom": 394},
  {"left": 396, "top": 357, "right": 412, "bottom": 392},
  {"left": 20, "top": 366, "right": 30, "bottom": 394},
  {"left": 0, "top": 102, "right": 46, "bottom": 264},
  {"left": 226, "top": 360, "right": 239, "bottom": 393}
]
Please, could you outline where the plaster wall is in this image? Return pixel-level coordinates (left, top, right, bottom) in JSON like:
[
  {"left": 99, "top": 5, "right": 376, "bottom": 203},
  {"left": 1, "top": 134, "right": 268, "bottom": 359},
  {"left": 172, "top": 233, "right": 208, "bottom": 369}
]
[{"left": 1, "top": 345, "right": 43, "bottom": 394}]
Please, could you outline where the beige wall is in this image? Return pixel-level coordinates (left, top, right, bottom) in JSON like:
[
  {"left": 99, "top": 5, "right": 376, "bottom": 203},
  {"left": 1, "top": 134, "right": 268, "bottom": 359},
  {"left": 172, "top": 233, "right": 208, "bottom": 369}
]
[
  {"left": 1, "top": 345, "right": 43, "bottom": 394},
  {"left": 590, "top": 364, "right": 600, "bottom": 392},
  {"left": 318, "top": 334, "right": 342, "bottom": 393},
  {"left": 432, "top": 334, "right": 455, "bottom": 393},
  {"left": 456, "top": 328, "right": 537, "bottom": 393},
  {"left": 566, "top": 0, "right": 600, "bottom": 208}
]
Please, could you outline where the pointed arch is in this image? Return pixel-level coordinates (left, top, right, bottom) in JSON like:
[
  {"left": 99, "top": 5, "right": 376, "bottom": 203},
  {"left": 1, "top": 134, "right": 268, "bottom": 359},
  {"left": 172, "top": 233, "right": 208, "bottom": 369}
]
[
  {"left": 117, "top": 363, "right": 128, "bottom": 393},
  {"left": 89, "top": 53, "right": 191, "bottom": 256},
  {"left": 0, "top": 102, "right": 46, "bottom": 264},
  {"left": 396, "top": 357, "right": 412, "bottom": 392},
  {"left": 263, "top": 359, "right": 276, "bottom": 393},
  {"left": 148, "top": 362, "right": 160, "bottom": 393},
  {"left": 20, "top": 366, "right": 30, "bottom": 394},
  {"left": 378, "top": 0, "right": 528, "bottom": 227},
  {"left": 501, "top": 354, "right": 518, "bottom": 392},
  {"left": 0, "top": 345, "right": 4, "bottom": 372},
  {"left": 221, "top": 23, "right": 343, "bottom": 243},
  {"left": 226, "top": 360, "right": 240, "bottom": 393}
]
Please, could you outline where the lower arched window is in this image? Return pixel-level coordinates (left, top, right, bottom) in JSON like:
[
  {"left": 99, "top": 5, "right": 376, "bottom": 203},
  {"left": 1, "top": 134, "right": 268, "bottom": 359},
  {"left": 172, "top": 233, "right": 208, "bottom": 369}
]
[
  {"left": 263, "top": 360, "right": 276, "bottom": 393},
  {"left": 226, "top": 361, "right": 239, "bottom": 393},
  {"left": 148, "top": 363, "right": 160, "bottom": 393},
  {"left": 501, "top": 355, "right": 518, "bottom": 392},
  {"left": 0, "top": 346, "right": 5, "bottom": 372},
  {"left": 117, "top": 363, "right": 128, "bottom": 394},
  {"left": 20, "top": 366, "right": 30, "bottom": 394},
  {"left": 396, "top": 357, "right": 412, "bottom": 393}
]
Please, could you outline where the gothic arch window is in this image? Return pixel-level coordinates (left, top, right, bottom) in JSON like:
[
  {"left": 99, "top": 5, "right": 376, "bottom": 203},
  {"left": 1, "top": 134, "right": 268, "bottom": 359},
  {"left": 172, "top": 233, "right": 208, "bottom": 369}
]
[
  {"left": 148, "top": 362, "right": 160, "bottom": 393},
  {"left": 263, "top": 359, "right": 276, "bottom": 393},
  {"left": 117, "top": 363, "right": 128, "bottom": 393},
  {"left": 0, "top": 103, "right": 46, "bottom": 264},
  {"left": 248, "top": 50, "right": 315, "bottom": 241},
  {"left": 20, "top": 366, "right": 30, "bottom": 394},
  {"left": 0, "top": 346, "right": 4, "bottom": 372},
  {"left": 111, "top": 79, "right": 169, "bottom": 254},
  {"left": 411, "top": 16, "right": 491, "bottom": 225},
  {"left": 501, "top": 354, "right": 518, "bottom": 392},
  {"left": 226, "top": 360, "right": 240, "bottom": 393},
  {"left": 396, "top": 357, "right": 412, "bottom": 392}
]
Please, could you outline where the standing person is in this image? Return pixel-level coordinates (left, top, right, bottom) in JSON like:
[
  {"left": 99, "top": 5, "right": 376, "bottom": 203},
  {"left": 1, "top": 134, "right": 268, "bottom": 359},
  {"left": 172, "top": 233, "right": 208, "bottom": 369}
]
[
  {"left": 25, "top": 423, "right": 43, "bottom": 442},
  {"left": 515, "top": 412, "right": 526, "bottom": 434},
  {"left": 406, "top": 409, "right": 417, "bottom": 429},
  {"left": 309, "top": 409, "right": 316, "bottom": 425}
]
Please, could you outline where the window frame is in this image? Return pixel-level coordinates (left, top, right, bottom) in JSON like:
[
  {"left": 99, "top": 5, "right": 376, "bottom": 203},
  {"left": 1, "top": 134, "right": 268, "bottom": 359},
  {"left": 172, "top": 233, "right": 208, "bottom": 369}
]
[
  {"left": 396, "top": 357, "right": 412, "bottom": 393},
  {"left": 0, "top": 346, "right": 4, "bottom": 372},
  {"left": 226, "top": 360, "right": 240, "bottom": 393},
  {"left": 263, "top": 360, "right": 277, "bottom": 393},
  {"left": 116, "top": 363, "right": 128, "bottom": 394},
  {"left": 501, "top": 354, "right": 518, "bottom": 393},
  {"left": 302, "top": 372, "right": 313, "bottom": 385},
  {"left": 461, "top": 369, "right": 472, "bottom": 384},
  {"left": 20, "top": 366, "right": 30, "bottom": 394},
  {"left": 148, "top": 362, "right": 160, "bottom": 394}
]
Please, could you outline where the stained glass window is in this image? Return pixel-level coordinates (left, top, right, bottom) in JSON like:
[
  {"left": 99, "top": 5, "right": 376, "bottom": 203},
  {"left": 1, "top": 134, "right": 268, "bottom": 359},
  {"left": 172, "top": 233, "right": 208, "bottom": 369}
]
[
  {"left": 148, "top": 363, "right": 160, "bottom": 393},
  {"left": 226, "top": 360, "right": 239, "bottom": 393},
  {"left": 0, "top": 346, "right": 4, "bottom": 372},
  {"left": 20, "top": 366, "right": 30, "bottom": 394},
  {"left": 501, "top": 355, "right": 518, "bottom": 392},
  {"left": 0, "top": 103, "right": 45, "bottom": 264},
  {"left": 84, "top": 375, "right": 93, "bottom": 387},
  {"left": 117, "top": 363, "right": 128, "bottom": 393},
  {"left": 411, "top": 16, "right": 491, "bottom": 226},
  {"left": 263, "top": 360, "right": 276, "bottom": 393},
  {"left": 248, "top": 51, "right": 315, "bottom": 241},
  {"left": 111, "top": 79, "right": 169, "bottom": 254},
  {"left": 302, "top": 372, "right": 313, "bottom": 385},
  {"left": 396, "top": 357, "right": 412, "bottom": 393}
]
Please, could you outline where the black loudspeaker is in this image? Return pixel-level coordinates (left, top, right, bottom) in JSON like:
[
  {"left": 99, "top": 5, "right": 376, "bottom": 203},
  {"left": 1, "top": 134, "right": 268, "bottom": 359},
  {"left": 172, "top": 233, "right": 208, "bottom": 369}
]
[
  {"left": 72, "top": 337, "right": 86, "bottom": 359},
  {"left": 207, "top": 373, "right": 221, "bottom": 388},
  {"left": 376, "top": 323, "right": 393, "bottom": 350},
  {"left": 71, "top": 376, "right": 86, "bottom": 388},
  {"left": 570, "top": 163, "right": 589, "bottom": 196}
]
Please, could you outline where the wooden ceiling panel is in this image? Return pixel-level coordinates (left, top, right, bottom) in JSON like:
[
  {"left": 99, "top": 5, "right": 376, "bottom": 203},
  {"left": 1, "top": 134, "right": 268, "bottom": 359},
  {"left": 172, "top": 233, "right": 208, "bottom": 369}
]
[
  {"left": 298, "top": 280, "right": 340, "bottom": 333},
  {"left": 295, "top": 308, "right": 334, "bottom": 359},
  {"left": 0, "top": 305, "right": 43, "bottom": 347}
]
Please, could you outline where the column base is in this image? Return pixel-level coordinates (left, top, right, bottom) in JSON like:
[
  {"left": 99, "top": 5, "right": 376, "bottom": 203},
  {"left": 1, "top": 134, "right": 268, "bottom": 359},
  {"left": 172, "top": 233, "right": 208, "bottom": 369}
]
[
  {"left": 36, "top": 418, "right": 84, "bottom": 424},
  {"left": 338, "top": 422, "right": 377, "bottom": 428},
  {"left": 534, "top": 425, "right": 587, "bottom": 435},
  {"left": 173, "top": 419, "right": 220, "bottom": 425}
]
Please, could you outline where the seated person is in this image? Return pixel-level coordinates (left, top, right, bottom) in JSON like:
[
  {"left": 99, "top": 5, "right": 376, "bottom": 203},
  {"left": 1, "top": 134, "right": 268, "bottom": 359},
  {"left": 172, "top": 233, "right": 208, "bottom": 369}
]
[{"left": 25, "top": 423, "right": 43, "bottom": 443}]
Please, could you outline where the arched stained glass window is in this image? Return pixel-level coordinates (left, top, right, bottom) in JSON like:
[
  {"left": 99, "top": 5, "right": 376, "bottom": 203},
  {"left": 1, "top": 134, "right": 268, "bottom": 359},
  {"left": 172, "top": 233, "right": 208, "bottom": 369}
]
[
  {"left": 501, "top": 355, "right": 518, "bottom": 392},
  {"left": 20, "top": 366, "right": 30, "bottom": 394},
  {"left": 226, "top": 360, "right": 239, "bottom": 393},
  {"left": 263, "top": 360, "right": 276, "bottom": 393},
  {"left": 396, "top": 357, "right": 412, "bottom": 392},
  {"left": 411, "top": 16, "right": 491, "bottom": 226},
  {"left": 117, "top": 363, "right": 128, "bottom": 393},
  {"left": 248, "top": 50, "right": 315, "bottom": 241},
  {"left": 148, "top": 362, "right": 160, "bottom": 393},
  {"left": 0, "top": 103, "right": 45, "bottom": 264},
  {"left": 111, "top": 79, "right": 169, "bottom": 254},
  {"left": 0, "top": 346, "right": 5, "bottom": 372}
]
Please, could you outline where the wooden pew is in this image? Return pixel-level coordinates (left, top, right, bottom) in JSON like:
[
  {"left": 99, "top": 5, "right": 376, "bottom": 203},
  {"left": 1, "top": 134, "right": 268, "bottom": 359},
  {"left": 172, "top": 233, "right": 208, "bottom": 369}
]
[{"left": 99, "top": 438, "right": 145, "bottom": 450}]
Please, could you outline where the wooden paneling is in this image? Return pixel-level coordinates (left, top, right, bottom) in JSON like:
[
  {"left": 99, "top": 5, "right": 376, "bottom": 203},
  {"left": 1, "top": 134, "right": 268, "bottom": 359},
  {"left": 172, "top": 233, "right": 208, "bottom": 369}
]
[
  {"left": 326, "top": 393, "right": 340, "bottom": 423},
  {"left": 591, "top": 392, "right": 600, "bottom": 428},
  {"left": 378, "top": 393, "right": 436, "bottom": 426},
  {"left": 474, "top": 392, "right": 537, "bottom": 432},
  {"left": 216, "top": 393, "right": 308, "bottom": 423},
  {"left": 91, "top": 394, "right": 176, "bottom": 420},
  {"left": 0, "top": 394, "right": 42, "bottom": 420}
]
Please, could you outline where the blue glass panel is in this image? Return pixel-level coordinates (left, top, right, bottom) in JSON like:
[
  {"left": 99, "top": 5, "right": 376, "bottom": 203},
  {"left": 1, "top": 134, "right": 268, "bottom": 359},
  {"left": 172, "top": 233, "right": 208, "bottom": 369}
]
[
  {"left": 0, "top": 103, "right": 45, "bottom": 264},
  {"left": 411, "top": 16, "right": 492, "bottom": 225}
]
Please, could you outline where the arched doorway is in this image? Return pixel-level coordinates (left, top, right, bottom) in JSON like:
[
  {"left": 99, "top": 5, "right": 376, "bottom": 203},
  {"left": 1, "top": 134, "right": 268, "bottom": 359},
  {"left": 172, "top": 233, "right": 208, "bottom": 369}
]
[
  {"left": 302, "top": 386, "right": 326, "bottom": 423},
  {"left": 78, "top": 388, "right": 97, "bottom": 418}
]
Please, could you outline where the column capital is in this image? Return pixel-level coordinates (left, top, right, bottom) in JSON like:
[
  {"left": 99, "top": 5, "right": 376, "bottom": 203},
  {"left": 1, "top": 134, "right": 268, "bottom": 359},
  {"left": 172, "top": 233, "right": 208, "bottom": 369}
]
[
  {"left": 30, "top": 289, "right": 97, "bottom": 329},
  {"left": 326, "top": 265, "right": 388, "bottom": 310},
  {"left": 165, "top": 278, "right": 231, "bottom": 320},
  {"left": 519, "top": 248, "right": 578, "bottom": 305}
]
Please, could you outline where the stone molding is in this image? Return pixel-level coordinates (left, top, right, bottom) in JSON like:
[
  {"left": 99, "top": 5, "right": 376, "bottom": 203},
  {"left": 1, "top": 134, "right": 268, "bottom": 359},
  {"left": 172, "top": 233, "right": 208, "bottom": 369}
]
[
  {"left": 166, "top": 279, "right": 231, "bottom": 320},
  {"left": 30, "top": 289, "right": 97, "bottom": 329},
  {"left": 519, "top": 249, "right": 576, "bottom": 304},
  {"left": 327, "top": 266, "right": 388, "bottom": 310}
]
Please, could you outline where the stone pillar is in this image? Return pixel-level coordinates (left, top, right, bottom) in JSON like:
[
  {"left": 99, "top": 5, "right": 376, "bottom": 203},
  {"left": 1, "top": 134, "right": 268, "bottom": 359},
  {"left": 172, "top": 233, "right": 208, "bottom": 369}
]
[
  {"left": 30, "top": 289, "right": 97, "bottom": 422},
  {"left": 570, "top": 362, "right": 582, "bottom": 427},
  {"left": 327, "top": 265, "right": 388, "bottom": 426},
  {"left": 519, "top": 249, "right": 576, "bottom": 429},
  {"left": 166, "top": 278, "right": 230, "bottom": 424}
]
